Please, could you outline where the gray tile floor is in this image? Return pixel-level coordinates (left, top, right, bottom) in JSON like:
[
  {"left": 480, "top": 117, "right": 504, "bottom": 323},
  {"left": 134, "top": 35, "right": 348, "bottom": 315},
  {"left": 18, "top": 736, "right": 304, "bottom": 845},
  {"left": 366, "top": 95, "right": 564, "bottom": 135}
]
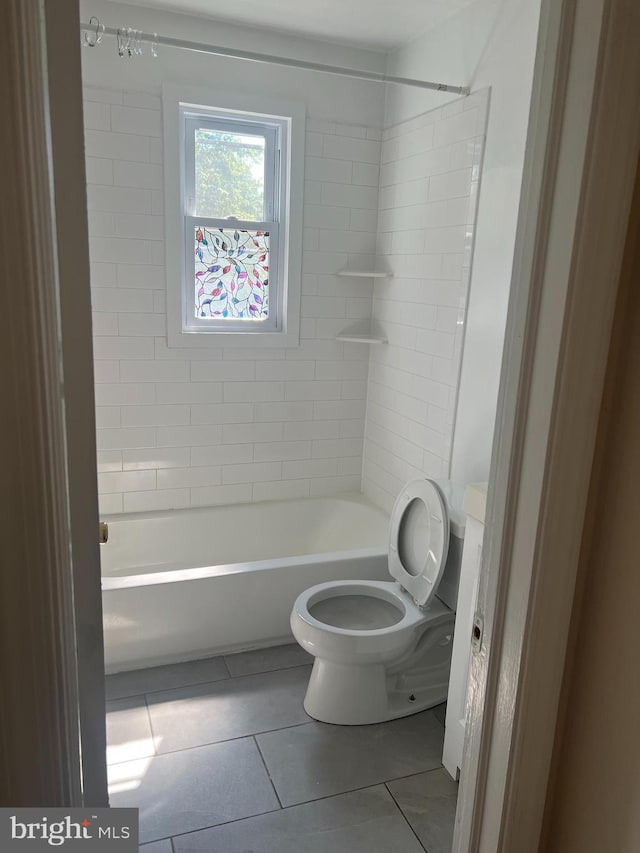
[{"left": 105, "top": 643, "right": 457, "bottom": 851}]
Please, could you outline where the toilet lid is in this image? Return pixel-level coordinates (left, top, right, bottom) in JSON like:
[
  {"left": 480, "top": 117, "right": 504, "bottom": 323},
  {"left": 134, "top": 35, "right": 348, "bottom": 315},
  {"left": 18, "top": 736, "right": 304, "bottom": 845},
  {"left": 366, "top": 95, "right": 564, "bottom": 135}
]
[{"left": 388, "top": 479, "right": 449, "bottom": 607}]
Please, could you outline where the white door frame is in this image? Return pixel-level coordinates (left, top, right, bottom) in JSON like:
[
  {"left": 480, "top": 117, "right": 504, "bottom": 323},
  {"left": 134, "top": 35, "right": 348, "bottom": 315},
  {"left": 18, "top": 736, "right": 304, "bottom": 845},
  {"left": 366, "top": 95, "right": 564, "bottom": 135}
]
[
  {"left": 44, "top": 0, "right": 109, "bottom": 806},
  {"left": 454, "top": 0, "right": 640, "bottom": 850},
  {"left": 0, "top": 0, "right": 85, "bottom": 805},
  {"left": 0, "top": 0, "right": 107, "bottom": 806}
]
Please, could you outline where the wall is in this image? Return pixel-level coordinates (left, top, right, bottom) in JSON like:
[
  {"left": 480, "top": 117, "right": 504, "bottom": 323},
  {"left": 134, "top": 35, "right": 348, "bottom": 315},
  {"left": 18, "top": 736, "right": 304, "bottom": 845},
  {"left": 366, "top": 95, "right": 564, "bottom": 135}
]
[
  {"left": 362, "top": 91, "right": 488, "bottom": 511},
  {"left": 385, "top": 0, "right": 542, "bottom": 485},
  {"left": 82, "top": 1, "right": 385, "bottom": 514},
  {"left": 79, "top": 0, "right": 386, "bottom": 124},
  {"left": 82, "top": 0, "right": 540, "bottom": 513},
  {"left": 542, "top": 160, "right": 640, "bottom": 853}
]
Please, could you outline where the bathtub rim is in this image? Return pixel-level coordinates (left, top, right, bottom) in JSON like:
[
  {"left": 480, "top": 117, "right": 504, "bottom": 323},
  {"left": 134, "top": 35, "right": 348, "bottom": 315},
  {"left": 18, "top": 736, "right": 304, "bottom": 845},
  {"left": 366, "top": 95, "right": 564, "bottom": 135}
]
[
  {"left": 102, "top": 546, "right": 388, "bottom": 591},
  {"left": 100, "top": 491, "right": 389, "bottom": 527}
]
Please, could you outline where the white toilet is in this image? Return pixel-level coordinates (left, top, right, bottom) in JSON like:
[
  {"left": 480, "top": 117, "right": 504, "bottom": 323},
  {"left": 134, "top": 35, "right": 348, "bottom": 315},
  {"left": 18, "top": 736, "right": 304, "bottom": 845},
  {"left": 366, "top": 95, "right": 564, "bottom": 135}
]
[{"left": 290, "top": 478, "right": 466, "bottom": 725}]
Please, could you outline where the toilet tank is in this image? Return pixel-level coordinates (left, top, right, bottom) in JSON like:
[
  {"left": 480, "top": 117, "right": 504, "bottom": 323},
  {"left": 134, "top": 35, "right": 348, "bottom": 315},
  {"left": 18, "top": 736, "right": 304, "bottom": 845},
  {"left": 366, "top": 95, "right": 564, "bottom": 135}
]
[{"left": 433, "top": 480, "right": 466, "bottom": 612}]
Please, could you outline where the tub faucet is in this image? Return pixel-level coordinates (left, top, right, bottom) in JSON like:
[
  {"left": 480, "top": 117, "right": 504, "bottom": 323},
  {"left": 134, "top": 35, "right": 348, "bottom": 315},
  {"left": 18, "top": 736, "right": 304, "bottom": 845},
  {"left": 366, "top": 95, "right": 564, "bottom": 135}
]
[{"left": 99, "top": 521, "right": 109, "bottom": 544}]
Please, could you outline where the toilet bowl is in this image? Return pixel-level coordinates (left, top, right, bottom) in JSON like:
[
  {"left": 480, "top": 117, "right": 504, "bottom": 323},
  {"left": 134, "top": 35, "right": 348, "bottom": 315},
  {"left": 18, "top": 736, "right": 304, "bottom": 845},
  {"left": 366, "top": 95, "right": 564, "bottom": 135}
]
[{"left": 290, "top": 478, "right": 465, "bottom": 725}]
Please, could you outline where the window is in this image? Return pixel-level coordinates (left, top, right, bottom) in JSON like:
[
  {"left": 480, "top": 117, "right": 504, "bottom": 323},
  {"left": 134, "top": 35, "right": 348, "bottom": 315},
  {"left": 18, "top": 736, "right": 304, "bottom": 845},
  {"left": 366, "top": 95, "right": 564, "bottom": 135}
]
[
  {"left": 185, "top": 112, "right": 281, "bottom": 332},
  {"left": 163, "top": 86, "right": 304, "bottom": 348}
]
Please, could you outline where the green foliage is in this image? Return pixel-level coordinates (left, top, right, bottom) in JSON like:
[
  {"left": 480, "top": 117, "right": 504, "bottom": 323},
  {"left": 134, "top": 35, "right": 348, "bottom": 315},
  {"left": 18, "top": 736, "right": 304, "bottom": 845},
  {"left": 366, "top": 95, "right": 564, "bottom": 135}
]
[{"left": 195, "top": 130, "right": 264, "bottom": 221}]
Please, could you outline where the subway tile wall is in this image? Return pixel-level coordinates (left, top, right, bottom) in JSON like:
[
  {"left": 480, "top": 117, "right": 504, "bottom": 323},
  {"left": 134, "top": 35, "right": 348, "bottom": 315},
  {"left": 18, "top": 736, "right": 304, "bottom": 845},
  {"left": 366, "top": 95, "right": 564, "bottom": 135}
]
[
  {"left": 362, "top": 90, "right": 489, "bottom": 512},
  {"left": 84, "top": 86, "right": 382, "bottom": 514}
]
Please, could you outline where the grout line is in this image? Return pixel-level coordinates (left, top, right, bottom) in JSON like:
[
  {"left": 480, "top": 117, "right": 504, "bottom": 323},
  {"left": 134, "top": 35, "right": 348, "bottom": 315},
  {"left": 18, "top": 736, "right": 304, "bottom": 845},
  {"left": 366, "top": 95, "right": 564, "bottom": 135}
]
[
  {"left": 109, "top": 689, "right": 440, "bottom": 771},
  {"left": 219, "top": 655, "right": 232, "bottom": 679},
  {"left": 276, "top": 766, "right": 447, "bottom": 811},
  {"left": 105, "top": 720, "right": 312, "bottom": 768},
  {"left": 152, "top": 771, "right": 447, "bottom": 847},
  {"left": 109, "top": 665, "right": 445, "bottom": 844},
  {"left": 384, "top": 764, "right": 448, "bottom": 788},
  {"left": 253, "top": 735, "right": 284, "bottom": 810},
  {"left": 222, "top": 659, "right": 311, "bottom": 680},
  {"left": 107, "top": 656, "right": 310, "bottom": 701},
  {"left": 385, "top": 781, "right": 430, "bottom": 853},
  {"left": 148, "top": 664, "right": 312, "bottom": 698},
  {"left": 147, "top": 804, "right": 285, "bottom": 846},
  {"left": 143, "top": 693, "right": 158, "bottom": 757}
]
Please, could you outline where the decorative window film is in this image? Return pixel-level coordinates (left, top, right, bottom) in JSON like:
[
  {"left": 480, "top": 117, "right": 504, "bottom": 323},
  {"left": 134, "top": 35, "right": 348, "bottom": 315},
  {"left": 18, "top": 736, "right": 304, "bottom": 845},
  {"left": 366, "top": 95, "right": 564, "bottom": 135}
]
[{"left": 195, "top": 226, "right": 269, "bottom": 321}]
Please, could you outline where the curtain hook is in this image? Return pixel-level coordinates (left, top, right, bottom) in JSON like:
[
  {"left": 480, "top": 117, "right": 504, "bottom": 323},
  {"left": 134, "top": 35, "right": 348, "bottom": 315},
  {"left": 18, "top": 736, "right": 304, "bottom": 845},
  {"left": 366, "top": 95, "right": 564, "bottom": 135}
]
[
  {"left": 116, "top": 27, "right": 125, "bottom": 57},
  {"left": 83, "top": 16, "right": 104, "bottom": 48},
  {"left": 151, "top": 33, "right": 159, "bottom": 58}
]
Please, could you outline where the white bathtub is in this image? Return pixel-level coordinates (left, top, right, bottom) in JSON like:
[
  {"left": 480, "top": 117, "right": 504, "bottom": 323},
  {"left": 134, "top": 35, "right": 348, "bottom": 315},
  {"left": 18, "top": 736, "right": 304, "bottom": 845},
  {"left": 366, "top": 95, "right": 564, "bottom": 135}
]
[{"left": 101, "top": 493, "right": 389, "bottom": 673}]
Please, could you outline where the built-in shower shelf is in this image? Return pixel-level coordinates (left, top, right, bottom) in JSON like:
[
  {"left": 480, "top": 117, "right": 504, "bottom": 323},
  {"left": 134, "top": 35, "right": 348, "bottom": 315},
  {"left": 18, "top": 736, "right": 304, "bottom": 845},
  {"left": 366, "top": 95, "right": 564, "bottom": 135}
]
[
  {"left": 336, "top": 270, "right": 392, "bottom": 278},
  {"left": 335, "top": 333, "right": 387, "bottom": 345}
]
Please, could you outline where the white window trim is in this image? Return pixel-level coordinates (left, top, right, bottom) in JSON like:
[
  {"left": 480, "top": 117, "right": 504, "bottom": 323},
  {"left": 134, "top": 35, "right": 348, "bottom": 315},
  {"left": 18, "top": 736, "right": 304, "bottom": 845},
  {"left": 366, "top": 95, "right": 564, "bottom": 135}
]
[{"left": 163, "top": 83, "right": 305, "bottom": 348}]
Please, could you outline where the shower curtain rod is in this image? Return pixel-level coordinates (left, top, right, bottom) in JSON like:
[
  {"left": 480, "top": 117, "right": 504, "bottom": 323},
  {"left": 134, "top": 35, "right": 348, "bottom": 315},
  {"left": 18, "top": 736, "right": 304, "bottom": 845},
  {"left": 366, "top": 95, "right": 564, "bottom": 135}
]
[{"left": 80, "top": 21, "right": 470, "bottom": 95}]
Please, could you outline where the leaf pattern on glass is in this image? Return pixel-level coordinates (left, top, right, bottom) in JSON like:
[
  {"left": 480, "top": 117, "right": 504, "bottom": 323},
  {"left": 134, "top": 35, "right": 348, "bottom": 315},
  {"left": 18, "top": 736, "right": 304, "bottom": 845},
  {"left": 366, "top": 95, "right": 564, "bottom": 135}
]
[{"left": 194, "top": 227, "right": 270, "bottom": 321}]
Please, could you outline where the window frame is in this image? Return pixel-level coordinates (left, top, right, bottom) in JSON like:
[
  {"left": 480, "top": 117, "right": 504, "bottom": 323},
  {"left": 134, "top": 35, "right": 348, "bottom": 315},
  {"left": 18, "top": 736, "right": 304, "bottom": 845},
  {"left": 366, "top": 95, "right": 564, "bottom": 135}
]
[
  {"left": 163, "top": 84, "right": 305, "bottom": 348},
  {"left": 183, "top": 111, "right": 282, "bottom": 333}
]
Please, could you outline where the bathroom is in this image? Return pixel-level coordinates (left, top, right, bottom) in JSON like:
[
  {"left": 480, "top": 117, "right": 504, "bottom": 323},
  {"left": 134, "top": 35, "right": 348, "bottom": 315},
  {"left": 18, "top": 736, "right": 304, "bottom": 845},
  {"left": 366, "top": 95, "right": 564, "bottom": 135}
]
[{"left": 83, "top": 0, "right": 541, "bottom": 848}]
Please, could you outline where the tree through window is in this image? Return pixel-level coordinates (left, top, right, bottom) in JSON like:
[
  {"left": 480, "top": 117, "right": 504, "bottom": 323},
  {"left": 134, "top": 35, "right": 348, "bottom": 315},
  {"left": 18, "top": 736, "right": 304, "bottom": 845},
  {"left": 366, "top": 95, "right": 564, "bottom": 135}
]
[{"left": 194, "top": 129, "right": 266, "bottom": 221}]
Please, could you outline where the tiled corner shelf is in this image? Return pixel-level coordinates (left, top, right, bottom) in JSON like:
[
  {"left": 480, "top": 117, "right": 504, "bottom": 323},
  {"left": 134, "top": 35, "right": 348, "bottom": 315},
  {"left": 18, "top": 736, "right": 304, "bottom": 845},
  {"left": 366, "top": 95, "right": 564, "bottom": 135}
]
[
  {"left": 335, "top": 269, "right": 389, "bottom": 342},
  {"left": 335, "top": 333, "right": 387, "bottom": 345},
  {"left": 336, "top": 270, "right": 392, "bottom": 279}
]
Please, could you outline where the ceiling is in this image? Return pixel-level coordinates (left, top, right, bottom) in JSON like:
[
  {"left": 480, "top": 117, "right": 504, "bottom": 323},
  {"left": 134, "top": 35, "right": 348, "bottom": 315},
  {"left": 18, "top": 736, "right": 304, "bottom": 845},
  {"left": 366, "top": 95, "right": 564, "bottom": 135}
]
[{"left": 117, "top": 0, "right": 479, "bottom": 50}]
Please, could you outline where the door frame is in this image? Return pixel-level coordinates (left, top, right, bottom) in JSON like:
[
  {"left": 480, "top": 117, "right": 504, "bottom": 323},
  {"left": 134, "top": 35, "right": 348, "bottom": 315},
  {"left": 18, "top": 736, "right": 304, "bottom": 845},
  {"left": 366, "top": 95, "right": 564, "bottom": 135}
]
[
  {"left": 0, "top": 0, "right": 86, "bottom": 805},
  {"left": 454, "top": 0, "right": 640, "bottom": 850},
  {"left": 44, "top": 0, "right": 109, "bottom": 807},
  {"left": 0, "top": 0, "right": 107, "bottom": 806}
]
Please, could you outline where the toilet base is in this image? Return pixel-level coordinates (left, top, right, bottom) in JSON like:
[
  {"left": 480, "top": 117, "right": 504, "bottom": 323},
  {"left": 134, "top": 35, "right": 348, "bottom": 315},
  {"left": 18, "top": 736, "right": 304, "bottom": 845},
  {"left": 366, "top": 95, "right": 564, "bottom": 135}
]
[{"left": 302, "top": 615, "right": 455, "bottom": 725}]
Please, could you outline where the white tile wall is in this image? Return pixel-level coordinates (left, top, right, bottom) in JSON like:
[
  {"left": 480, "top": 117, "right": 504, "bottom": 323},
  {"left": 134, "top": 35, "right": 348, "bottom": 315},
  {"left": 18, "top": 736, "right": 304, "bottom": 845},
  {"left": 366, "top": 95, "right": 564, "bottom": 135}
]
[
  {"left": 362, "top": 92, "right": 489, "bottom": 512},
  {"left": 85, "top": 87, "right": 381, "bottom": 514}
]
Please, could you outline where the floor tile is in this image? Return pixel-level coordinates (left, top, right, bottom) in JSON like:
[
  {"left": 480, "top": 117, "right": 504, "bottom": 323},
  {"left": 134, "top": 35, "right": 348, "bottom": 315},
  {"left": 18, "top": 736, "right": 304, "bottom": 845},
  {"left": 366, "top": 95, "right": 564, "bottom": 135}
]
[
  {"left": 108, "top": 737, "right": 280, "bottom": 844},
  {"left": 106, "top": 697, "right": 155, "bottom": 766},
  {"left": 225, "top": 643, "right": 312, "bottom": 678},
  {"left": 387, "top": 768, "right": 458, "bottom": 853},
  {"left": 256, "top": 708, "right": 445, "bottom": 807},
  {"left": 147, "top": 665, "right": 311, "bottom": 753},
  {"left": 172, "top": 785, "right": 425, "bottom": 853},
  {"left": 140, "top": 841, "right": 172, "bottom": 851},
  {"left": 105, "top": 656, "right": 229, "bottom": 700}
]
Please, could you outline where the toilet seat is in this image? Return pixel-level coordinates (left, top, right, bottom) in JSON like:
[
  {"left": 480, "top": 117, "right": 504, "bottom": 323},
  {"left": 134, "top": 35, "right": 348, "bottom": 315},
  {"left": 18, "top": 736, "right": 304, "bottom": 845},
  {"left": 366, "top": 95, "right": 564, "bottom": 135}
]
[
  {"left": 292, "top": 479, "right": 451, "bottom": 642},
  {"left": 295, "top": 580, "right": 424, "bottom": 638},
  {"left": 292, "top": 579, "right": 452, "bottom": 665},
  {"left": 388, "top": 479, "right": 449, "bottom": 607}
]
